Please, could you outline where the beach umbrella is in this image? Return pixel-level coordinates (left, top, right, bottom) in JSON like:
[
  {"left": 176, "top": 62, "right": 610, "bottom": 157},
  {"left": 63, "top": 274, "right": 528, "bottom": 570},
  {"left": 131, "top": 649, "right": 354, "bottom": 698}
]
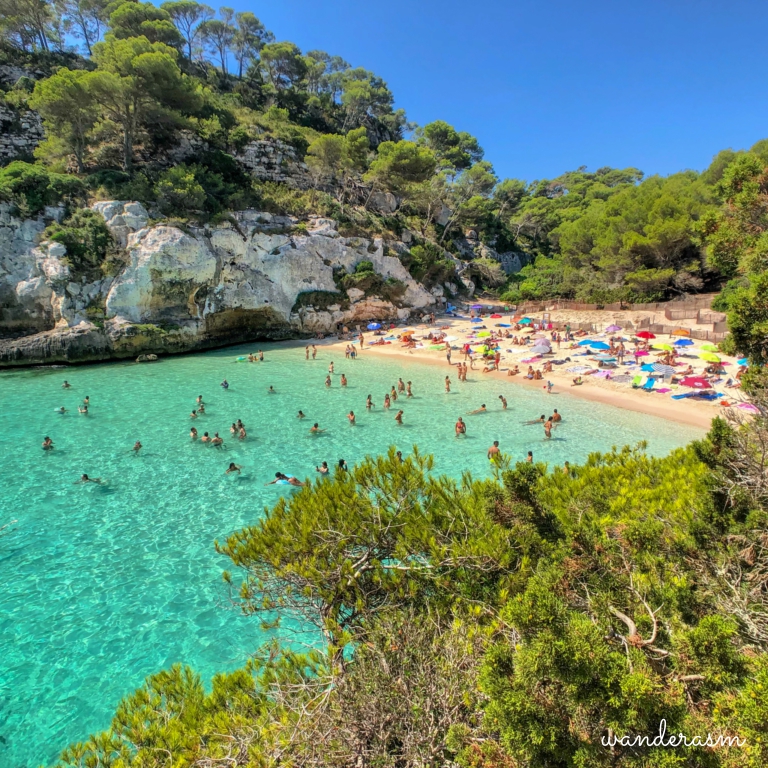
[
  {"left": 651, "top": 363, "right": 676, "bottom": 375},
  {"left": 589, "top": 341, "right": 611, "bottom": 350},
  {"left": 699, "top": 352, "right": 721, "bottom": 363},
  {"left": 471, "top": 304, "right": 483, "bottom": 309},
  {"left": 634, "top": 349, "right": 650, "bottom": 357},
  {"left": 652, "top": 343, "right": 674, "bottom": 352},
  {"left": 490, "top": 313, "right": 502, "bottom": 318},
  {"left": 531, "top": 344, "right": 551, "bottom": 355},
  {"left": 518, "top": 317, "right": 533, "bottom": 325},
  {"left": 636, "top": 331, "right": 656, "bottom": 339},
  {"left": 701, "top": 343, "right": 719, "bottom": 352},
  {"left": 641, "top": 363, "right": 656, "bottom": 372},
  {"left": 595, "top": 354, "right": 616, "bottom": 361},
  {"left": 680, "top": 376, "right": 712, "bottom": 389},
  {"left": 737, "top": 403, "right": 760, "bottom": 414},
  {"left": 470, "top": 317, "right": 483, "bottom": 323},
  {"left": 738, "top": 358, "right": 749, "bottom": 366},
  {"left": 477, "top": 331, "right": 491, "bottom": 338},
  {"left": 497, "top": 323, "right": 512, "bottom": 327},
  {"left": 671, "top": 328, "right": 692, "bottom": 336},
  {"left": 606, "top": 324, "right": 622, "bottom": 332},
  {"left": 673, "top": 338, "right": 694, "bottom": 346},
  {"left": 578, "top": 339, "right": 596, "bottom": 346},
  {"left": 367, "top": 322, "right": 381, "bottom": 330}
]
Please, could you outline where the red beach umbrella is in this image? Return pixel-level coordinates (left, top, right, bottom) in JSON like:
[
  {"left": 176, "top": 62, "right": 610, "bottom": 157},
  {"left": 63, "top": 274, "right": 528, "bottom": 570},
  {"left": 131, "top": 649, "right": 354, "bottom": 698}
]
[
  {"left": 636, "top": 331, "right": 656, "bottom": 339},
  {"left": 679, "top": 376, "right": 712, "bottom": 389},
  {"left": 490, "top": 313, "right": 502, "bottom": 318}
]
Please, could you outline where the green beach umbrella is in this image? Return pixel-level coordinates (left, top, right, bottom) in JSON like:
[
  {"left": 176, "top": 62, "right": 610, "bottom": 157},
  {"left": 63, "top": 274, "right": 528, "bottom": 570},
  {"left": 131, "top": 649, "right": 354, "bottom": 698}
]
[
  {"left": 701, "top": 343, "right": 719, "bottom": 352},
  {"left": 652, "top": 343, "right": 674, "bottom": 352},
  {"left": 477, "top": 331, "right": 491, "bottom": 337},
  {"left": 699, "top": 352, "right": 721, "bottom": 363}
]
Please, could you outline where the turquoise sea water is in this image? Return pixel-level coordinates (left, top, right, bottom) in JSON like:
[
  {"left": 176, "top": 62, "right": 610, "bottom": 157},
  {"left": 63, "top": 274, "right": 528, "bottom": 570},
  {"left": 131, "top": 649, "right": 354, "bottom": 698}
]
[{"left": 0, "top": 342, "right": 705, "bottom": 767}]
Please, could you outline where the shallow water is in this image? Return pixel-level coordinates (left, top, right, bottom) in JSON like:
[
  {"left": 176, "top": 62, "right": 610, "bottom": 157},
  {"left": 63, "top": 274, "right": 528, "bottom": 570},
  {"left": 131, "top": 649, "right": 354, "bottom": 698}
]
[{"left": 0, "top": 342, "right": 704, "bottom": 766}]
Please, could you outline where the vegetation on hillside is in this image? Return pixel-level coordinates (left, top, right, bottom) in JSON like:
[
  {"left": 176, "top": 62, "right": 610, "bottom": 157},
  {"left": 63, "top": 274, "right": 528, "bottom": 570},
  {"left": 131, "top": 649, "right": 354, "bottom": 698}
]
[{"left": 4, "top": 0, "right": 768, "bottom": 306}]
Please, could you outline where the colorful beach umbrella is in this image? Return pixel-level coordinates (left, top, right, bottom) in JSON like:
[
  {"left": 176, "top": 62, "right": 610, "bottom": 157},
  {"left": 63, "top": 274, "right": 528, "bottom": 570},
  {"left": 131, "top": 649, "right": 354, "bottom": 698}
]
[
  {"left": 699, "top": 352, "right": 721, "bottom": 363},
  {"left": 490, "top": 313, "right": 502, "bottom": 318},
  {"left": 477, "top": 331, "right": 491, "bottom": 337},
  {"left": 652, "top": 343, "right": 674, "bottom": 352},
  {"left": 636, "top": 331, "right": 656, "bottom": 339},
  {"left": 651, "top": 363, "right": 676, "bottom": 375},
  {"left": 578, "top": 339, "right": 596, "bottom": 346},
  {"left": 470, "top": 317, "right": 483, "bottom": 323},
  {"left": 673, "top": 338, "right": 694, "bottom": 346},
  {"left": 737, "top": 403, "right": 760, "bottom": 414},
  {"left": 634, "top": 349, "right": 650, "bottom": 357},
  {"left": 367, "top": 322, "right": 381, "bottom": 330},
  {"left": 605, "top": 324, "right": 622, "bottom": 332},
  {"left": 671, "top": 328, "right": 692, "bottom": 336},
  {"left": 680, "top": 376, "right": 712, "bottom": 389},
  {"left": 701, "top": 343, "right": 719, "bottom": 352},
  {"left": 531, "top": 344, "right": 551, "bottom": 355},
  {"left": 471, "top": 304, "right": 483, "bottom": 309},
  {"left": 589, "top": 341, "right": 611, "bottom": 350},
  {"left": 738, "top": 358, "right": 749, "bottom": 366},
  {"left": 518, "top": 317, "right": 533, "bottom": 325}
]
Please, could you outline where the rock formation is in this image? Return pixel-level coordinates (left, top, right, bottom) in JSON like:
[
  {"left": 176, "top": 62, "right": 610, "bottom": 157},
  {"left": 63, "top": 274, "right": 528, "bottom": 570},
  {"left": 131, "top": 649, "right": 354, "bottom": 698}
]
[{"left": 0, "top": 202, "right": 441, "bottom": 366}]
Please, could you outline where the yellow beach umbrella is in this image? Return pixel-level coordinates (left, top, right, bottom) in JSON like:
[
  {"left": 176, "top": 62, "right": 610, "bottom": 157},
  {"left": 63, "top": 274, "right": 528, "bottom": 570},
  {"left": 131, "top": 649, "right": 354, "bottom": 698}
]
[
  {"left": 701, "top": 343, "right": 719, "bottom": 352},
  {"left": 699, "top": 352, "right": 721, "bottom": 363},
  {"left": 477, "top": 331, "right": 491, "bottom": 337},
  {"left": 652, "top": 343, "right": 674, "bottom": 352}
]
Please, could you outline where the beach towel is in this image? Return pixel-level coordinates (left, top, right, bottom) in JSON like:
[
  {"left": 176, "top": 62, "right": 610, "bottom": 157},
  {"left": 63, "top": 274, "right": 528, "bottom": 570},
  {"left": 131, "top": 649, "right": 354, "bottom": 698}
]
[{"left": 611, "top": 375, "right": 633, "bottom": 383}]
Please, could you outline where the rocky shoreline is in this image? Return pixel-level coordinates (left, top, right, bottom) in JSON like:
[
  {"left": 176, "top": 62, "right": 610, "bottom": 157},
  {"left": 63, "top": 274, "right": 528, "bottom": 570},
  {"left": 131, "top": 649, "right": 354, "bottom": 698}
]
[{"left": 0, "top": 202, "right": 451, "bottom": 367}]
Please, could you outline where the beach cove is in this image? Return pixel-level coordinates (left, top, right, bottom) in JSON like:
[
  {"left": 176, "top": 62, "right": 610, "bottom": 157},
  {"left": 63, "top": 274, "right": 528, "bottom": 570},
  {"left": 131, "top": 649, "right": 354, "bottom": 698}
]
[{"left": 0, "top": 342, "right": 705, "bottom": 766}]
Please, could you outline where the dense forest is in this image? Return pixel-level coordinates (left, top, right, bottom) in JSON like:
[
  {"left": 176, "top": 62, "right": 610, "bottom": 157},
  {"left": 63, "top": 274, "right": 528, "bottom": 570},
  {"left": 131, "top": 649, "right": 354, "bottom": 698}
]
[{"left": 4, "top": 3, "right": 768, "bottom": 766}]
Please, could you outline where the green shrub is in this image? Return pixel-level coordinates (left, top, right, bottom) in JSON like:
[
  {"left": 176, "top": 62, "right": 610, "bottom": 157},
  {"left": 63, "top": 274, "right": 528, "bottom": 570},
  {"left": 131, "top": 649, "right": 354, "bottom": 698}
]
[
  {"left": 401, "top": 242, "right": 456, "bottom": 287},
  {"left": 155, "top": 166, "right": 206, "bottom": 216},
  {"left": 0, "top": 162, "right": 86, "bottom": 216},
  {"left": 45, "top": 209, "right": 112, "bottom": 276}
]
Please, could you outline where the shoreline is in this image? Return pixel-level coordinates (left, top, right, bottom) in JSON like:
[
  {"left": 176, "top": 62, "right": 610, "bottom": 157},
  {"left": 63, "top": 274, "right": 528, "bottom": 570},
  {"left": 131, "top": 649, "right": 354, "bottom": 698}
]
[{"left": 309, "top": 323, "right": 727, "bottom": 432}]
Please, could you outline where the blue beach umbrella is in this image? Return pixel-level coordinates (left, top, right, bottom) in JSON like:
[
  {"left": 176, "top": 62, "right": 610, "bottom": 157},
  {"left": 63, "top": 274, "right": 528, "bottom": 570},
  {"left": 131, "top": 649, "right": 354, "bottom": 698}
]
[
  {"left": 589, "top": 341, "right": 611, "bottom": 350},
  {"left": 470, "top": 317, "right": 483, "bottom": 323},
  {"left": 518, "top": 317, "right": 533, "bottom": 325},
  {"left": 738, "top": 358, "right": 749, "bottom": 366},
  {"left": 367, "top": 322, "right": 381, "bottom": 330},
  {"left": 577, "top": 339, "right": 596, "bottom": 346},
  {"left": 673, "top": 338, "right": 694, "bottom": 347}
]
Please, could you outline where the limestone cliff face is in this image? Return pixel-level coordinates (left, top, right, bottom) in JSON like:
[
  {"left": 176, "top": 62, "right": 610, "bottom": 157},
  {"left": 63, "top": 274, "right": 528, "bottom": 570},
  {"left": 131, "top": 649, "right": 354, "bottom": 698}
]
[{"left": 0, "top": 202, "right": 440, "bottom": 366}]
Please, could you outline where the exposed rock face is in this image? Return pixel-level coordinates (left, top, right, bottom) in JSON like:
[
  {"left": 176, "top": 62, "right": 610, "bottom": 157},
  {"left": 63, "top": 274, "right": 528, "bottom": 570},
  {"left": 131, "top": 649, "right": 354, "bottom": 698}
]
[
  {"left": 0, "top": 103, "right": 44, "bottom": 163},
  {"left": 0, "top": 203, "right": 440, "bottom": 366},
  {"left": 235, "top": 138, "right": 315, "bottom": 189}
]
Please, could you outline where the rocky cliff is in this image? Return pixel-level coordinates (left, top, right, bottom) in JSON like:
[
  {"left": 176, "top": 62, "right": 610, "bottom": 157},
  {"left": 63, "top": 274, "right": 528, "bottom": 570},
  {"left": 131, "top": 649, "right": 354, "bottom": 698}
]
[{"left": 0, "top": 202, "right": 443, "bottom": 366}]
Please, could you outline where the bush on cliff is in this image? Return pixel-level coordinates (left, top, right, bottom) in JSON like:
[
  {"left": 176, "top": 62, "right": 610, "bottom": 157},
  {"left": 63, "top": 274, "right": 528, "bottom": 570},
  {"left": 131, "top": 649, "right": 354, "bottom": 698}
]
[
  {"left": 45, "top": 209, "right": 113, "bottom": 277},
  {"left": 0, "top": 161, "right": 87, "bottom": 216}
]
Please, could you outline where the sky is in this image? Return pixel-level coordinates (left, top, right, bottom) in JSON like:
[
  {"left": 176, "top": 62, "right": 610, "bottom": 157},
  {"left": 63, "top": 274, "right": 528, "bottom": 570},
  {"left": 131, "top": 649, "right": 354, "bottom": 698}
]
[{"left": 215, "top": 0, "right": 764, "bottom": 182}]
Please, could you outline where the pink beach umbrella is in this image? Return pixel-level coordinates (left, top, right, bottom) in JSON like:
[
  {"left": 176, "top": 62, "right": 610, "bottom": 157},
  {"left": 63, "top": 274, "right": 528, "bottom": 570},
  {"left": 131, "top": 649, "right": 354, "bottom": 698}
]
[
  {"left": 737, "top": 403, "right": 760, "bottom": 414},
  {"left": 634, "top": 349, "right": 650, "bottom": 357},
  {"left": 606, "top": 324, "right": 622, "bottom": 332}
]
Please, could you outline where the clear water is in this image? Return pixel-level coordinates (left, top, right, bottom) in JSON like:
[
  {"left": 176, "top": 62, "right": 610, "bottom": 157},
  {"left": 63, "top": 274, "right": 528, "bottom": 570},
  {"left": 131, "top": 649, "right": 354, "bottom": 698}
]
[{"left": 0, "top": 341, "right": 704, "bottom": 767}]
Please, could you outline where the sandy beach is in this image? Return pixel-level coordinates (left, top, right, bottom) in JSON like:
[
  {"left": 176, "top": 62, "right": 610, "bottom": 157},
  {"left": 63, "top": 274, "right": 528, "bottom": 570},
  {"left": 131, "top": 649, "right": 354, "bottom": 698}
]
[{"left": 318, "top": 310, "right": 746, "bottom": 431}]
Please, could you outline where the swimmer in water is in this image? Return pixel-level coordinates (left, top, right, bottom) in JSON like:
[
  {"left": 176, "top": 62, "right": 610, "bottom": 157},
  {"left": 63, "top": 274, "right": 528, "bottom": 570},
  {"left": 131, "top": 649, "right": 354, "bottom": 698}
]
[
  {"left": 297, "top": 410, "right": 306, "bottom": 419},
  {"left": 226, "top": 463, "right": 242, "bottom": 475},
  {"left": 201, "top": 432, "right": 211, "bottom": 443},
  {"left": 406, "top": 381, "right": 412, "bottom": 397},
  {"left": 132, "top": 440, "right": 142, "bottom": 453},
  {"left": 316, "top": 461, "right": 329, "bottom": 474},
  {"left": 562, "top": 461, "right": 570, "bottom": 475},
  {"left": 211, "top": 432, "right": 224, "bottom": 447},
  {"left": 445, "top": 376, "right": 451, "bottom": 393},
  {"left": 312, "top": 345, "right": 317, "bottom": 359},
  {"left": 328, "top": 362, "right": 334, "bottom": 374},
  {"left": 396, "top": 450, "right": 403, "bottom": 462},
  {"left": 390, "top": 386, "right": 397, "bottom": 401},
  {"left": 384, "top": 394, "right": 391, "bottom": 409},
  {"left": 340, "top": 374, "right": 347, "bottom": 387},
  {"left": 305, "top": 345, "right": 310, "bottom": 360},
  {"left": 238, "top": 426, "right": 246, "bottom": 440},
  {"left": 221, "top": 379, "right": 229, "bottom": 389},
  {"left": 338, "top": 459, "right": 348, "bottom": 471},
  {"left": 366, "top": 394, "right": 373, "bottom": 409},
  {"left": 487, "top": 441, "right": 500, "bottom": 461},
  {"left": 62, "top": 380, "right": 71, "bottom": 388},
  {"left": 498, "top": 395, "right": 507, "bottom": 410},
  {"left": 42, "top": 436, "right": 54, "bottom": 450},
  {"left": 57, "top": 406, "right": 67, "bottom": 414},
  {"left": 455, "top": 416, "right": 467, "bottom": 437},
  {"left": 468, "top": 404, "right": 487, "bottom": 415},
  {"left": 524, "top": 415, "right": 546, "bottom": 425},
  {"left": 268, "top": 386, "right": 276, "bottom": 393},
  {"left": 259, "top": 351, "right": 264, "bottom": 362},
  {"left": 78, "top": 404, "right": 88, "bottom": 415},
  {"left": 191, "top": 410, "right": 198, "bottom": 419},
  {"left": 544, "top": 417, "right": 553, "bottom": 439},
  {"left": 310, "top": 423, "right": 325, "bottom": 434},
  {"left": 395, "top": 409, "right": 403, "bottom": 424},
  {"left": 197, "top": 395, "right": 204, "bottom": 406},
  {"left": 325, "top": 375, "right": 332, "bottom": 387},
  {"left": 552, "top": 409, "right": 562, "bottom": 422},
  {"left": 348, "top": 410, "right": 356, "bottom": 425},
  {"left": 75, "top": 474, "right": 102, "bottom": 484},
  {"left": 398, "top": 378, "right": 405, "bottom": 392},
  {"left": 265, "top": 472, "right": 305, "bottom": 486},
  {"left": 190, "top": 427, "right": 198, "bottom": 439},
  {"left": 230, "top": 423, "right": 238, "bottom": 434},
  {"left": 198, "top": 403, "right": 206, "bottom": 414},
  {"left": 83, "top": 396, "right": 90, "bottom": 406},
  {"left": 526, "top": 451, "right": 533, "bottom": 462}
]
